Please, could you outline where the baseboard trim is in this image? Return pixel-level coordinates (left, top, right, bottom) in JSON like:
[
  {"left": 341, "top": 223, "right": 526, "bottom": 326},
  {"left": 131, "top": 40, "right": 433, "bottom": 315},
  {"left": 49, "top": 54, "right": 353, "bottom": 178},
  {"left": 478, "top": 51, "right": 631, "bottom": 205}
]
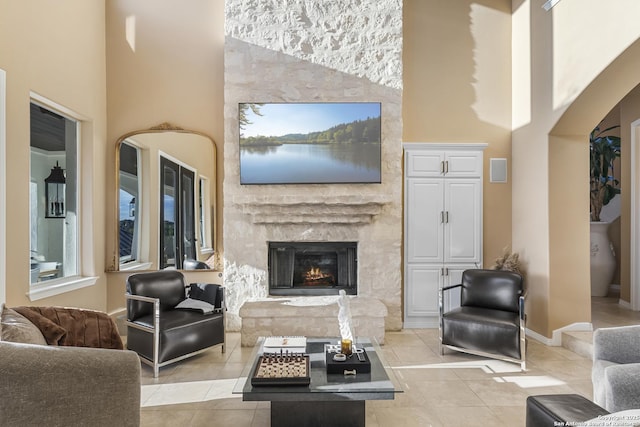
[
  {"left": 526, "top": 322, "right": 593, "bottom": 346},
  {"left": 403, "top": 318, "right": 439, "bottom": 329},
  {"left": 619, "top": 298, "right": 632, "bottom": 310},
  {"left": 108, "top": 307, "right": 126, "bottom": 318},
  {"left": 525, "top": 328, "right": 552, "bottom": 345}
]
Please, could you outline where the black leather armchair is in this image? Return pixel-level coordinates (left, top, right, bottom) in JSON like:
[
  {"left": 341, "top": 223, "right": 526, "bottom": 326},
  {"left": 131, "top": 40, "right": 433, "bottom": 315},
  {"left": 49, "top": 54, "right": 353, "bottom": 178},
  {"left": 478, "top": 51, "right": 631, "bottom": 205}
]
[
  {"left": 439, "top": 269, "right": 526, "bottom": 370},
  {"left": 125, "top": 270, "right": 225, "bottom": 377}
]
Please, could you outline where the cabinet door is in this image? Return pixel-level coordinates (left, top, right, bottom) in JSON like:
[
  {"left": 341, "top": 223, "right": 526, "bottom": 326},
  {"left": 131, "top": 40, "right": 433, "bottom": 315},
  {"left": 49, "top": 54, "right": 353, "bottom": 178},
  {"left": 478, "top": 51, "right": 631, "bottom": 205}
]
[
  {"left": 405, "top": 150, "right": 445, "bottom": 177},
  {"left": 406, "top": 178, "right": 444, "bottom": 263},
  {"left": 442, "top": 266, "right": 463, "bottom": 312},
  {"left": 405, "top": 265, "right": 442, "bottom": 318},
  {"left": 444, "top": 180, "right": 482, "bottom": 263},
  {"left": 445, "top": 151, "right": 483, "bottom": 177}
]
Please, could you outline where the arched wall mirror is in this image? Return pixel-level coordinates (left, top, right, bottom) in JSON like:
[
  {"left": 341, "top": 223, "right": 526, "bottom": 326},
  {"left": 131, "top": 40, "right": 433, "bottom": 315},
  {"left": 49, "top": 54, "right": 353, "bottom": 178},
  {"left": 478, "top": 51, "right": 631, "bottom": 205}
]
[{"left": 113, "top": 123, "right": 217, "bottom": 272}]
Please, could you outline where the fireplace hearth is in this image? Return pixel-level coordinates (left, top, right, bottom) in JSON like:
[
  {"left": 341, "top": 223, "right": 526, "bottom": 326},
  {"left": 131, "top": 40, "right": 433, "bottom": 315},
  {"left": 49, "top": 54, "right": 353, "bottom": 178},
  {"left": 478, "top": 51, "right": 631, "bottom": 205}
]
[{"left": 268, "top": 242, "right": 357, "bottom": 296}]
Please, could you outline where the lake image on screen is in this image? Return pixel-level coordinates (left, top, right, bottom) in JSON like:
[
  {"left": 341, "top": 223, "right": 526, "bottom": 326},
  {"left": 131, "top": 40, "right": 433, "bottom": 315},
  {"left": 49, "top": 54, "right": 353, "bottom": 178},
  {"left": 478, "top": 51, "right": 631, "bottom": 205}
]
[{"left": 239, "top": 103, "right": 381, "bottom": 184}]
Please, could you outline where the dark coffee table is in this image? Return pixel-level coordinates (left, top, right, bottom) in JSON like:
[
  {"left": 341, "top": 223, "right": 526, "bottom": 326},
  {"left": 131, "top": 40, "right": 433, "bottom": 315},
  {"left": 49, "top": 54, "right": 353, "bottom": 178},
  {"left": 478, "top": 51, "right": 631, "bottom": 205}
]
[{"left": 233, "top": 337, "right": 402, "bottom": 427}]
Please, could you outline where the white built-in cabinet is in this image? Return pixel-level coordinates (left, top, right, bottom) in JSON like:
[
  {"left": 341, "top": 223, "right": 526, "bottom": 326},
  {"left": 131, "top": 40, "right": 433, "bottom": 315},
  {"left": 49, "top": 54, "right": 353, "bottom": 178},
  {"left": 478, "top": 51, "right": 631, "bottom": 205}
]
[{"left": 403, "top": 143, "right": 487, "bottom": 328}]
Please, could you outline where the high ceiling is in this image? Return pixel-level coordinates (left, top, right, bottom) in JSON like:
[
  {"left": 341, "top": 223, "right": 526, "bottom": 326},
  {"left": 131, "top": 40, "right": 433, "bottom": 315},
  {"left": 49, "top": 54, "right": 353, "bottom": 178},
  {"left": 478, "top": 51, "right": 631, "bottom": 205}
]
[{"left": 30, "top": 103, "right": 66, "bottom": 152}]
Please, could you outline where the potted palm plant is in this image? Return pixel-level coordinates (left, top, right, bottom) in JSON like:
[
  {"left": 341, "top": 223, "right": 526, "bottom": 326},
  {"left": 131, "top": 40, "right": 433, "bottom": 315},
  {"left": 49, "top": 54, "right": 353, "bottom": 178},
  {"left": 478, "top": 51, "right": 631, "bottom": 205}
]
[
  {"left": 589, "top": 123, "right": 620, "bottom": 297},
  {"left": 590, "top": 124, "right": 621, "bottom": 221}
]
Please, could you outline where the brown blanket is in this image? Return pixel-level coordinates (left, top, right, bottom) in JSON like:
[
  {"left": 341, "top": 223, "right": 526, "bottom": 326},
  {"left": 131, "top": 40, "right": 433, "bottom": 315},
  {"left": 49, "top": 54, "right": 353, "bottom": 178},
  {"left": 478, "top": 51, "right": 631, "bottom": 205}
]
[{"left": 13, "top": 306, "right": 123, "bottom": 349}]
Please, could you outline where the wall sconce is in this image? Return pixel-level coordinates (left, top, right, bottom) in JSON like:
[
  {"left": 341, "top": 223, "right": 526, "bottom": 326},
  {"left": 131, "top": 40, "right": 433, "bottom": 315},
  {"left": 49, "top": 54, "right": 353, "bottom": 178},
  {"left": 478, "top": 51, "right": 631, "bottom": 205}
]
[
  {"left": 129, "top": 197, "right": 136, "bottom": 217},
  {"left": 45, "top": 161, "right": 66, "bottom": 218}
]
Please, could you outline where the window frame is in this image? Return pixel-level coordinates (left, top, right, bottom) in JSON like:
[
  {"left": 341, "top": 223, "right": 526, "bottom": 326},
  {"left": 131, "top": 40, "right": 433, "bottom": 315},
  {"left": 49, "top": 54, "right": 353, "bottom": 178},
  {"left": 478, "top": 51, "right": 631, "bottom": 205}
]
[
  {"left": 28, "top": 93, "right": 97, "bottom": 301},
  {"left": 118, "top": 140, "right": 142, "bottom": 267},
  {"left": 198, "top": 175, "right": 214, "bottom": 254},
  {"left": 158, "top": 152, "right": 197, "bottom": 270}
]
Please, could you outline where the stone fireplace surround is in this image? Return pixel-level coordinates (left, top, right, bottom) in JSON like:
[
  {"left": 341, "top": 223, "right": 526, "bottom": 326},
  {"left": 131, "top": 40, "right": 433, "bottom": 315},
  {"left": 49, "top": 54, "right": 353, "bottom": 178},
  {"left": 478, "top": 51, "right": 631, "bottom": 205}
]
[{"left": 223, "top": 0, "right": 403, "bottom": 340}]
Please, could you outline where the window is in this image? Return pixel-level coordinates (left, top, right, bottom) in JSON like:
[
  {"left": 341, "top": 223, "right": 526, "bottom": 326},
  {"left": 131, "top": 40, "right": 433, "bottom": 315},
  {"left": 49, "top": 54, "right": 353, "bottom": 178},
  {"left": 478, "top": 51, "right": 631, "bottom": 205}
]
[
  {"left": 30, "top": 102, "right": 78, "bottom": 284},
  {"left": 119, "top": 142, "right": 141, "bottom": 265},
  {"left": 159, "top": 155, "right": 196, "bottom": 269},
  {"left": 198, "top": 176, "right": 212, "bottom": 252}
]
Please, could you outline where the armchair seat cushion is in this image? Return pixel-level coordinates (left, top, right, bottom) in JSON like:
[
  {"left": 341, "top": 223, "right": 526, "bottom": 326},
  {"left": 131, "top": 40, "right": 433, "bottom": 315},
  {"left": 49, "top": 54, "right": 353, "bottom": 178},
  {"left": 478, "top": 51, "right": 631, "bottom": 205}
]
[
  {"left": 128, "top": 310, "right": 224, "bottom": 363},
  {"left": 442, "top": 306, "right": 520, "bottom": 360}
]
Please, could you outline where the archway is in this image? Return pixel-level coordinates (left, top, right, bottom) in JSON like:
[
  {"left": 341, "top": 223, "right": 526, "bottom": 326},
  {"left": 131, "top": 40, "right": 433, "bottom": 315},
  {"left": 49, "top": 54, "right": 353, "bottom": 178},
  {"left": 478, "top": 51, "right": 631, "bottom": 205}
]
[{"left": 549, "top": 37, "right": 640, "bottom": 327}]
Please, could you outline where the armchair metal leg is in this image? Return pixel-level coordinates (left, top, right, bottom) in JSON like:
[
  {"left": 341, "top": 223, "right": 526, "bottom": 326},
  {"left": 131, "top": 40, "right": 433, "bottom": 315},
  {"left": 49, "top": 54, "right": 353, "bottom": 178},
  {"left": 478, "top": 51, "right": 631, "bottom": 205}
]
[
  {"left": 153, "top": 299, "right": 161, "bottom": 378},
  {"left": 519, "top": 295, "right": 526, "bottom": 372}
]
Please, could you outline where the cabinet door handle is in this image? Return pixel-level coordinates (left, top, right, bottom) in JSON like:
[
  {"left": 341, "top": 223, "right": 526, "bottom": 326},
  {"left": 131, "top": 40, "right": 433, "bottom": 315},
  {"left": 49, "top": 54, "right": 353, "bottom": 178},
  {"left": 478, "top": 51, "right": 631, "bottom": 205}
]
[
  {"left": 440, "top": 211, "right": 444, "bottom": 224},
  {"left": 445, "top": 160, "right": 449, "bottom": 174},
  {"left": 445, "top": 211, "right": 449, "bottom": 223},
  {"left": 444, "top": 267, "right": 449, "bottom": 276}
]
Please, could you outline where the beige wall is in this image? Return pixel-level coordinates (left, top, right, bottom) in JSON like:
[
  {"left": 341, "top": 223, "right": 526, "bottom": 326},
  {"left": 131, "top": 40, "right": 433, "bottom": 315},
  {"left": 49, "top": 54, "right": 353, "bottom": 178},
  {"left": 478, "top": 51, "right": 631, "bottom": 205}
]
[
  {"left": 548, "top": 135, "right": 591, "bottom": 328},
  {"left": 105, "top": 0, "right": 225, "bottom": 312},
  {"left": 618, "top": 84, "right": 640, "bottom": 303},
  {"left": 403, "top": 0, "right": 513, "bottom": 269},
  {"left": 514, "top": 0, "right": 640, "bottom": 337},
  {"left": 0, "top": 0, "right": 108, "bottom": 309}
]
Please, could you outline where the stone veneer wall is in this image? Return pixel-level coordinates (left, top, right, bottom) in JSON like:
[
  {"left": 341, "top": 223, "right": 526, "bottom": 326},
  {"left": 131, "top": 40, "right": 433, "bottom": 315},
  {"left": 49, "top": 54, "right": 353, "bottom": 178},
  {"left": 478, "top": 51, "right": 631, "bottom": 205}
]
[{"left": 223, "top": 0, "right": 403, "bottom": 331}]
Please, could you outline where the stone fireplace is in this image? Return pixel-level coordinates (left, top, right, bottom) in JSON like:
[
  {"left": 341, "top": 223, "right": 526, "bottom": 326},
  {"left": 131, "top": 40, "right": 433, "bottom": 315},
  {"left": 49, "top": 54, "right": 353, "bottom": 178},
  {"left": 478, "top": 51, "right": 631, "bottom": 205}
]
[
  {"left": 268, "top": 241, "right": 357, "bottom": 296},
  {"left": 223, "top": 0, "right": 403, "bottom": 334}
]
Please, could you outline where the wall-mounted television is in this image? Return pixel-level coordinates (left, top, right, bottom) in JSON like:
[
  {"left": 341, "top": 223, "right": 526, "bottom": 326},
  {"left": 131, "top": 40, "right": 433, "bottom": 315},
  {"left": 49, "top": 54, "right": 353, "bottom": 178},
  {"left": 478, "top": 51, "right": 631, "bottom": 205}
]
[{"left": 239, "top": 102, "right": 381, "bottom": 185}]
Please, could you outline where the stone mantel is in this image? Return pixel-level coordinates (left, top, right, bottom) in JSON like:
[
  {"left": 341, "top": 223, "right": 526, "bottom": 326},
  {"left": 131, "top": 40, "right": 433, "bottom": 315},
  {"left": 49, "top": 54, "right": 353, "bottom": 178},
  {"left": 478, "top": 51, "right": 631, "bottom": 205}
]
[{"left": 233, "top": 195, "right": 393, "bottom": 225}]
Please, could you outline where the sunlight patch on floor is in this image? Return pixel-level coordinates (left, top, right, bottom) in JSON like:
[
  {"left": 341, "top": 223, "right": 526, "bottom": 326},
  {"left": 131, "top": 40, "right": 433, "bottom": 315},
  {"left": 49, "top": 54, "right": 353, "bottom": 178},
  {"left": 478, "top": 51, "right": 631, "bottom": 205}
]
[
  {"left": 494, "top": 375, "right": 566, "bottom": 388},
  {"left": 393, "top": 358, "right": 522, "bottom": 374},
  {"left": 392, "top": 360, "right": 567, "bottom": 389},
  {"left": 141, "top": 378, "right": 239, "bottom": 407}
]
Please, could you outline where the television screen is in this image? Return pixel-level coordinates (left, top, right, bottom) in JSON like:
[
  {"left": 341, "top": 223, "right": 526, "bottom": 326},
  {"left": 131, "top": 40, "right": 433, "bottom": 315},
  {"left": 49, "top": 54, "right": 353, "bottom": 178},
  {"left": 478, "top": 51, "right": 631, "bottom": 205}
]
[{"left": 239, "top": 102, "right": 381, "bottom": 184}]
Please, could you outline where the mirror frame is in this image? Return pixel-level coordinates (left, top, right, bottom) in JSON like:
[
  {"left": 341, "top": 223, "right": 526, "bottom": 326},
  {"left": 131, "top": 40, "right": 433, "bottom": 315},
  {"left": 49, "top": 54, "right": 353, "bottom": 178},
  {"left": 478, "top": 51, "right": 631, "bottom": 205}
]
[{"left": 111, "top": 122, "right": 218, "bottom": 272}]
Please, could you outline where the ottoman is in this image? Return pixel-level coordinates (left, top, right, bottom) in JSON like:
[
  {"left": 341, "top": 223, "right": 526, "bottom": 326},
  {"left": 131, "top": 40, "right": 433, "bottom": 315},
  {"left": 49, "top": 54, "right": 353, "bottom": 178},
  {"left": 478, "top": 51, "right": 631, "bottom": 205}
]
[{"left": 526, "top": 394, "right": 610, "bottom": 427}]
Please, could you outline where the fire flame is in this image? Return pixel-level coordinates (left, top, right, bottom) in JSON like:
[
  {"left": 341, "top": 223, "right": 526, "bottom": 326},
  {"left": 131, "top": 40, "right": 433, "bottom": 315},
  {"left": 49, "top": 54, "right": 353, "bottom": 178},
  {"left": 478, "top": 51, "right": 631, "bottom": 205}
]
[
  {"left": 304, "top": 267, "right": 334, "bottom": 285},
  {"left": 306, "top": 267, "right": 326, "bottom": 280}
]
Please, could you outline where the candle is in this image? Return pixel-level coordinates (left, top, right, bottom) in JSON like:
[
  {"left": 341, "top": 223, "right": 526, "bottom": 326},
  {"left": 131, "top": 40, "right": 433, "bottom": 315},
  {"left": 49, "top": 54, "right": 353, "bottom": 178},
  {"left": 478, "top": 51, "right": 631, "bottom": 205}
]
[{"left": 341, "top": 338, "right": 352, "bottom": 356}]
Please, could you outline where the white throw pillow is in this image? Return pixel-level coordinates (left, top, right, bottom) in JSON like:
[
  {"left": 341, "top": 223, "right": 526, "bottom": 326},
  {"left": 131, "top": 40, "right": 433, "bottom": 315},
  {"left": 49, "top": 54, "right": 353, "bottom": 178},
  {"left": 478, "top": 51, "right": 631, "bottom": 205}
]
[{"left": 175, "top": 297, "right": 216, "bottom": 314}]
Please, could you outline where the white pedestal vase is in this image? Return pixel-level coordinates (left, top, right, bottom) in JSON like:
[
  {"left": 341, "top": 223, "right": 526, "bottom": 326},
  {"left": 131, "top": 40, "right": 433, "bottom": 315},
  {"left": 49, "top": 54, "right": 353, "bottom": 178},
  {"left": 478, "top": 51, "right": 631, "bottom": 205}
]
[{"left": 590, "top": 221, "right": 616, "bottom": 297}]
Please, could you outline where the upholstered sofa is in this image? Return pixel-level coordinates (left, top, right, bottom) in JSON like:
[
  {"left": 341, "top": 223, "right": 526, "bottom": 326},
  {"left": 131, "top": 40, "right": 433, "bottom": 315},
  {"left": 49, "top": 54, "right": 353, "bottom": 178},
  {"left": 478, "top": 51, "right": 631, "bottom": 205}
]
[
  {"left": 593, "top": 324, "right": 640, "bottom": 412},
  {"left": 0, "top": 304, "right": 141, "bottom": 427}
]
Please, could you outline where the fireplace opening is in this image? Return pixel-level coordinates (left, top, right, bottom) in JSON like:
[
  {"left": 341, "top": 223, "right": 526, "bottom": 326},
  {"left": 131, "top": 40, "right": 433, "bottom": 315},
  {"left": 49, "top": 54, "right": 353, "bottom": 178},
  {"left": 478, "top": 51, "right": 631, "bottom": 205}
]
[{"left": 268, "top": 242, "right": 357, "bottom": 296}]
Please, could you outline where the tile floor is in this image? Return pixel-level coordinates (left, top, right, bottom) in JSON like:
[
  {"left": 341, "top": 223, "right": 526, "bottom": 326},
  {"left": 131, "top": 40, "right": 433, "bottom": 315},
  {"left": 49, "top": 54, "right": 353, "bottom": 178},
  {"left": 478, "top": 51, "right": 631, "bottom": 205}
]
[{"left": 138, "top": 296, "right": 639, "bottom": 427}]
